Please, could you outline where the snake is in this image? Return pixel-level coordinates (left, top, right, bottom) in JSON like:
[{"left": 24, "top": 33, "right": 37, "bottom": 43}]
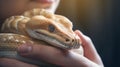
[{"left": 0, "top": 9, "right": 83, "bottom": 67}]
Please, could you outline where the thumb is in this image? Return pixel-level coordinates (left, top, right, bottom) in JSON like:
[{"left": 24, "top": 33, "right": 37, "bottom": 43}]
[
  {"left": 74, "top": 30, "right": 103, "bottom": 65},
  {"left": 17, "top": 43, "right": 67, "bottom": 66}
]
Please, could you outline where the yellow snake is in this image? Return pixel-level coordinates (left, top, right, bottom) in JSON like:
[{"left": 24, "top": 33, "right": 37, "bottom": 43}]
[{"left": 0, "top": 9, "right": 83, "bottom": 67}]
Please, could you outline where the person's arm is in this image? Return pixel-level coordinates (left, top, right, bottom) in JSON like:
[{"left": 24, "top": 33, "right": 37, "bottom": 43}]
[{"left": 0, "top": 30, "right": 104, "bottom": 67}]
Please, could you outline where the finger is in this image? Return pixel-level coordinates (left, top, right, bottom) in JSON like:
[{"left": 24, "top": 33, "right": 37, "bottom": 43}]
[
  {"left": 17, "top": 41, "right": 103, "bottom": 67},
  {"left": 17, "top": 44, "right": 67, "bottom": 66},
  {"left": 0, "top": 58, "right": 38, "bottom": 67},
  {"left": 74, "top": 30, "right": 103, "bottom": 65},
  {"left": 17, "top": 44, "right": 99, "bottom": 67}
]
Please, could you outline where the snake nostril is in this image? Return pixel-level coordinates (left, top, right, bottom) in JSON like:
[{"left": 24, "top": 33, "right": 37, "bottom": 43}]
[
  {"left": 65, "top": 38, "right": 75, "bottom": 43},
  {"left": 66, "top": 39, "right": 70, "bottom": 42},
  {"left": 72, "top": 39, "right": 74, "bottom": 42}
]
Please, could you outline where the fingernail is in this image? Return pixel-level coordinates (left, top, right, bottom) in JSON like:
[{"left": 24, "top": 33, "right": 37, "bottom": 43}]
[{"left": 18, "top": 44, "right": 32, "bottom": 54}]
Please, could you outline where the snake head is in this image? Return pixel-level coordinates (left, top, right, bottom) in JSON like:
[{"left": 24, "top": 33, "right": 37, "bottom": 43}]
[{"left": 26, "top": 15, "right": 81, "bottom": 50}]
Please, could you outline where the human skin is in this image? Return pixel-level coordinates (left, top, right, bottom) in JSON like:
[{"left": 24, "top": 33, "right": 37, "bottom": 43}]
[
  {"left": 0, "top": 0, "right": 60, "bottom": 19},
  {"left": 0, "top": 0, "right": 104, "bottom": 67}
]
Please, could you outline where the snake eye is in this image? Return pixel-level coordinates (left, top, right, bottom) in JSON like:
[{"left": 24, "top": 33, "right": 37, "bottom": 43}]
[{"left": 48, "top": 25, "right": 55, "bottom": 32}]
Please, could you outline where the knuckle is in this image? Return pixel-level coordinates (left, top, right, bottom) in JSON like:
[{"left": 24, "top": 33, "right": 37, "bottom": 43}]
[
  {"left": 85, "top": 36, "right": 92, "bottom": 42},
  {"left": 83, "top": 35, "right": 93, "bottom": 45}
]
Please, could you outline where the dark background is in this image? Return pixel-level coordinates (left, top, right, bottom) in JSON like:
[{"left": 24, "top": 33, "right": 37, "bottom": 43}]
[{"left": 56, "top": 0, "right": 120, "bottom": 67}]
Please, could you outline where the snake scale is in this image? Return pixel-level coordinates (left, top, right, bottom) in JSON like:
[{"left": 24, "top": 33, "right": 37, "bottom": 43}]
[{"left": 0, "top": 8, "right": 83, "bottom": 67}]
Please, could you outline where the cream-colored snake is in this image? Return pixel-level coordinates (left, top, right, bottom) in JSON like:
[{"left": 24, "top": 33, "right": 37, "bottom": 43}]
[{"left": 0, "top": 9, "right": 83, "bottom": 67}]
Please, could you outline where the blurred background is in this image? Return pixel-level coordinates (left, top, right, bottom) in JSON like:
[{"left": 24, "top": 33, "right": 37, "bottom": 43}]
[{"left": 56, "top": 0, "right": 120, "bottom": 67}]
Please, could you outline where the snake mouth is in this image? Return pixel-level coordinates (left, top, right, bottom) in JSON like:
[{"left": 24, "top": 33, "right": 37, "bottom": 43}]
[
  {"left": 27, "top": 29, "right": 71, "bottom": 49},
  {"left": 34, "top": 31, "right": 73, "bottom": 49},
  {"left": 36, "top": 31, "right": 81, "bottom": 49}
]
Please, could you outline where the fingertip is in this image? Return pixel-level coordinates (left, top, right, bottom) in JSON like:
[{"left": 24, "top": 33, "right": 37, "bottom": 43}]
[
  {"left": 74, "top": 30, "right": 87, "bottom": 46},
  {"left": 74, "top": 30, "right": 81, "bottom": 34},
  {"left": 74, "top": 30, "right": 84, "bottom": 38},
  {"left": 74, "top": 30, "right": 83, "bottom": 34}
]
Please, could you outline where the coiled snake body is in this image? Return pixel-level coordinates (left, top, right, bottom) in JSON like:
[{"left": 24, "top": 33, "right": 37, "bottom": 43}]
[{"left": 0, "top": 9, "right": 83, "bottom": 67}]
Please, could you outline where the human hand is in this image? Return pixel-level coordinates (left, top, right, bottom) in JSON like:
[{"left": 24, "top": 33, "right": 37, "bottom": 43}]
[
  {"left": 0, "top": 30, "right": 104, "bottom": 67},
  {"left": 17, "top": 30, "right": 104, "bottom": 67},
  {"left": 0, "top": 58, "right": 38, "bottom": 67},
  {"left": 73, "top": 30, "right": 104, "bottom": 67}
]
